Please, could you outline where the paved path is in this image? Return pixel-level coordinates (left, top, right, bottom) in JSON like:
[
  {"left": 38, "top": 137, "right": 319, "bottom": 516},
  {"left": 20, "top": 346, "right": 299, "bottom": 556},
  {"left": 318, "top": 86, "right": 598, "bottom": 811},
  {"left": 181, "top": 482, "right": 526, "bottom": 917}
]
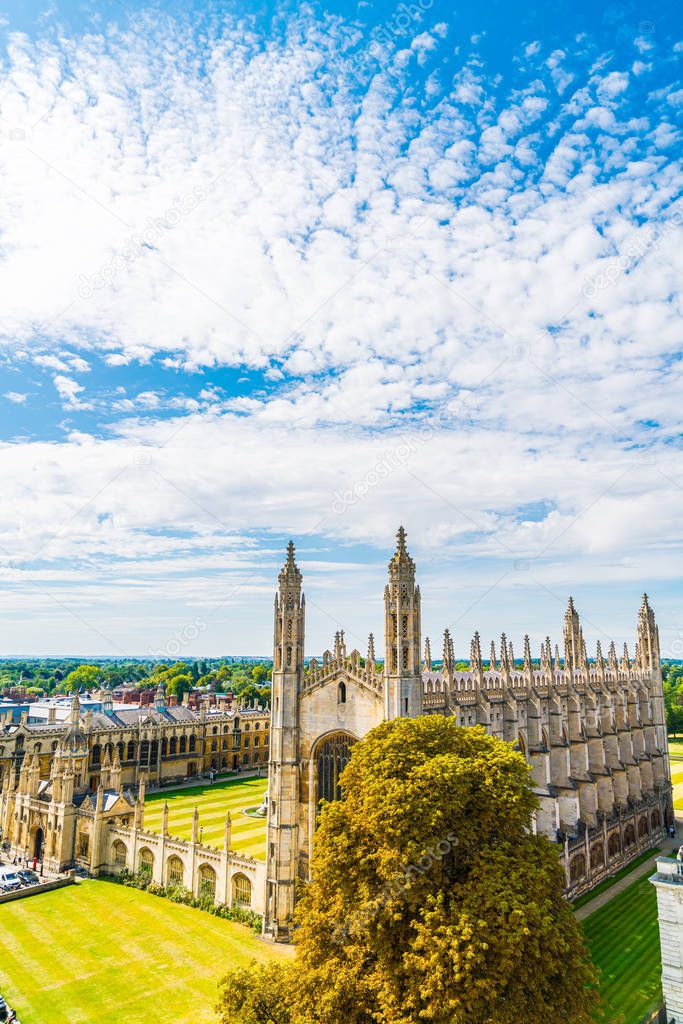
[{"left": 575, "top": 835, "right": 680, "bottom": 921}]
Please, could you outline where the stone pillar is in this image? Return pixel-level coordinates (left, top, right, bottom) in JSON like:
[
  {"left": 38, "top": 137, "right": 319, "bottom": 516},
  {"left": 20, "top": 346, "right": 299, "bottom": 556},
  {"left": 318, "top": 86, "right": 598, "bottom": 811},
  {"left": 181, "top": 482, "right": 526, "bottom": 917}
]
[{"left": 651, "top": 857, "right": 683, "bottom": 1020}]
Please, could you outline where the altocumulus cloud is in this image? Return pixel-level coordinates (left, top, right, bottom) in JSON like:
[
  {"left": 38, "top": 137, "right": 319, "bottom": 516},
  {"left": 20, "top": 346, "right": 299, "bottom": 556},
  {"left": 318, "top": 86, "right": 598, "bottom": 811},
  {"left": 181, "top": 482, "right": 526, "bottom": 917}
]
[{"left": 0, "top": 3, "right": 680, "bottom": 655}]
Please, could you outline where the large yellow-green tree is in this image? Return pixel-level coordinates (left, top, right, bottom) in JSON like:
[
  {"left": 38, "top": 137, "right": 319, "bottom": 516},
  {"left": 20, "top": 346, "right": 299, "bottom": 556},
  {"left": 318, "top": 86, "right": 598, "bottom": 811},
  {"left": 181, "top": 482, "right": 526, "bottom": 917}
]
[{"left": 218, "top": 717, "right": 597, "bottom": 1024}]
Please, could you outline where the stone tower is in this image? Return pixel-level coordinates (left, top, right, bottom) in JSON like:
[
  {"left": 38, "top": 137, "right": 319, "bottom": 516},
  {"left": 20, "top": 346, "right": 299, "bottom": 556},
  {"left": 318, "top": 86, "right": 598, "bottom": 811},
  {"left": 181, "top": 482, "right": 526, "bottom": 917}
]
[
  {"left": 384, "top": 527, "right": 423, "bottom": 719},
  {"left": 265, "top": 541, "right": 305, "bottom": 941}
]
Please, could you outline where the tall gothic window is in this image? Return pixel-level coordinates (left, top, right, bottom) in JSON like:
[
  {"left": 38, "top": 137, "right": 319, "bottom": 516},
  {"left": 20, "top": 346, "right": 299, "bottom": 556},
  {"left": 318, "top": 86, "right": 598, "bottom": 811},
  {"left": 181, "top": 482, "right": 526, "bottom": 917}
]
[{"left": 316, "top": 732, "right": 356, "bottom": 806}]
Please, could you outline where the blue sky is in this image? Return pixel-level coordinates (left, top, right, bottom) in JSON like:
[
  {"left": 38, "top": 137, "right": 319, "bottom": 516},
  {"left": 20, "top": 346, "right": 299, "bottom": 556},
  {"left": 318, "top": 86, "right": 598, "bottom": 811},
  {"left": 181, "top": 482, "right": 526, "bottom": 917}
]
[{"left": 0, "top": 0, "right": 681, "bottom": 656}]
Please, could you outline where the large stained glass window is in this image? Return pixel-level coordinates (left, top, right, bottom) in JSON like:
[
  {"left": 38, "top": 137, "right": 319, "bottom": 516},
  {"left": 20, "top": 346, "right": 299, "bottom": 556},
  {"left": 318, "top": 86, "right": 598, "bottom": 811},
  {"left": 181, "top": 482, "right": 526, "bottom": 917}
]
[{"left": 316, "top": 732, "right": 356, "bottom": 806}]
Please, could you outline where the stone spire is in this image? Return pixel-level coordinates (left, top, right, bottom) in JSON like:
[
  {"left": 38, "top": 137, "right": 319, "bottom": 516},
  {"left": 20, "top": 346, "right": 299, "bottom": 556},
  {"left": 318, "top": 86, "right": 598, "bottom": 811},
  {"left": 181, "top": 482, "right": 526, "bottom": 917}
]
[
  {"left": 563, "top": 597, "right": 582, "bottom": 673},
  {"left": 499, "top": 633, "right": 509, "bottom": 672},
  {"left": 367, "top": 633, "right": 375, "bottom": 668},
  {"left": 555, "top": 643, "right": 561, "bottom": 669},
  {"left": 470, "top": 632, "right": 483, "bottom": 674},
  {"left": 424, "top": 636, "right": 432, "bottom": 672},
  {"left": 621, "top": 643, "right": 631, "bottom": 671},
  {"left": 637, "top": 593, "right": 660, "bottom": 671},
  {"left": 523, "top": 635, "right": 533, "bottom": 674},
  {"left": 608, "top": 640, "right": 618, "bottom": 674},
  {"left": 442, "top": 628, "right": 454, "bottom": 675},
  {"left": 489, "top": 640, "right": 497, "bottom": 671},
  {"left": 224, "top": 812, "right": 232, "bottom": 851},
  {"left": 110, "top": 747, "right": 122, "bottom": 791}
]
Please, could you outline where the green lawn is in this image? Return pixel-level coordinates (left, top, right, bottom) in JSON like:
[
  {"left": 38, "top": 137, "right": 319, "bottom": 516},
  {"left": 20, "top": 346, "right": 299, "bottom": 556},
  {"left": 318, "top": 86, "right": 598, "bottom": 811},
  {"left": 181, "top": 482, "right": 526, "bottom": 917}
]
[
  {"left": 0, "top": 880, "right": 284, "bottom": 1024},
  {"left": 572, "top": 848, "right": 661, "bottom": 911},
  {"left": 144, "top": 775, "right": 268, "bottom": 860},
  {"left": 583, "top": 866, "right": 662, "bottom": 1024}
]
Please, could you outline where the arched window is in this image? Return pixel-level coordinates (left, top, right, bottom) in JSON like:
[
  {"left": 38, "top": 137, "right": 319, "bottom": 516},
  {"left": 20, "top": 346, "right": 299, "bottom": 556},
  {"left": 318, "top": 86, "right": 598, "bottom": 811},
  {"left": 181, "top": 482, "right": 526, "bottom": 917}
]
[
  {"left": 140, "top": 740, "right": 150, "bottom": 762},
  {"left": 127, "top": 740, "right": 135, "bottom": 762},
  {"left": 113, "top": 840, "right": 127, "bottom": 867},
  {"left": 199, "top": 864, "right": 216, "bottom": 899},
  {"left": 161, "top": 738, "right": 168, "bottom": 756},
  {"left": 117, "top": 742, "right": 124, "bottom": 761},
  {"left": 232, "top": 872, "right": 251, "bottom": 907},
  {"left": 139, "top": 848, "right": 154, "bottom": 876},
  {"left": 338, "top": 681, "right": 346, "bottom": 705},
  {"left": 91, "top": 743, "right": 101, "bottom": 766},
  {"left": 590, "top": 843, "right": 604, "bottom": 869},
  {"left": 651, "top": 809, "right": 661, "bottom": 830},
  {"left": 569, "top": 854, "right": 585, "bottom": 883},
  {"left": 608, "top": 832, "right": 621, "bottom": 857},
  {"left": 189, "top": 735, "right": 196, "bottom": 752},
  {"left": 179, "top": 736, "right": 187, "bottom": 754},
  {"left": 150, "top": 740, "right": 158, "bottom": 762},
  {"left": 316, "top": 732, "right": 356, "bottom": 806},
  {"left": 638, "top": 816, "right": 648, "bottom": 838},
  {"left": 166, "top": 856, "right": 184, "bottom": 887},
  {"left": 170, "top": 736, "right": 177, "bottom": 755},
  {"left": 624, "top": 823, "right": 636, "bottom": 848}
]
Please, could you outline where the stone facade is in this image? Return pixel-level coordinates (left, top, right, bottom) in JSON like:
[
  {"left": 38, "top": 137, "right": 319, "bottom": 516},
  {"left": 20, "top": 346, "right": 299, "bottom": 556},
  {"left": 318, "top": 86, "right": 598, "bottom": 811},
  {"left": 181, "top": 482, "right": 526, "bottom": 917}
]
[
  {"left": 264, "top": 528, "right": 672, "bottom": 939},
  {"left": 0, "top": 693, "right": 264, "bottom": 913},
  {"left": 652, "top": 857, "right": 683, "bottom": 1021}
]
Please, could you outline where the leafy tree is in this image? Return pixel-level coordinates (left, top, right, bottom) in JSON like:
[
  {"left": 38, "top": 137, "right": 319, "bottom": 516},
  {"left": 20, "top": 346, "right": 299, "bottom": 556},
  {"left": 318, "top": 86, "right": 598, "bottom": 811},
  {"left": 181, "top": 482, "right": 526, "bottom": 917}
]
[
  {"left": 252, "top": 663, "right": 270, "bottom": 685},
  {"left": 217, "top": 963, "right": 293, "bottom": 1024},
  {"left": 58, "top": 663, "right": 103, "bottom": 693},
  {"left": 165, "top": 673, "right": 193, "bottom": 700},
  {"left": 218, "top": 717, "right": 597, "bottom": 1024}
]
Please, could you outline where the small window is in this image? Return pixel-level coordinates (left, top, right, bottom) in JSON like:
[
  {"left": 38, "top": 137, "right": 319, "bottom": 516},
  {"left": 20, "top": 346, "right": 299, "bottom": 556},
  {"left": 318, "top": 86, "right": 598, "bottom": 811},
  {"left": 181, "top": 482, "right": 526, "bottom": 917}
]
[{"left": 338, "top": 681, "right": 346, "bottom": 704}]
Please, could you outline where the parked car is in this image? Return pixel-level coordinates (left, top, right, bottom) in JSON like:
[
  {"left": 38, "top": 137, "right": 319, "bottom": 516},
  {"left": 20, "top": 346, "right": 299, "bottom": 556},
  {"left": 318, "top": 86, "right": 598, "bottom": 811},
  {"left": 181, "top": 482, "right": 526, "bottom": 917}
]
[
  {"left": 0, "top": 868, "right": 22, "bottom": 892},
  {"left": 17, "top": 869, "right": 38, "bottom": 886}
]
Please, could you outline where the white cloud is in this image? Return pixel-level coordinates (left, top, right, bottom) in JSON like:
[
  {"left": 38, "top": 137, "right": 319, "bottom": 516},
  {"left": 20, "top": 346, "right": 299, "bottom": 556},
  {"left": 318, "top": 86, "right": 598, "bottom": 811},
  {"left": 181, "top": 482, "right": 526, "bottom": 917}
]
[
  {"left": 4, "top": 391, "right": 27, "bottom": 404},
  {"left": 53, "top": 374, "right": 91, "bottom": 409},
  {"left": 0, "top": 10, "right": 679, "bottom": 653}
]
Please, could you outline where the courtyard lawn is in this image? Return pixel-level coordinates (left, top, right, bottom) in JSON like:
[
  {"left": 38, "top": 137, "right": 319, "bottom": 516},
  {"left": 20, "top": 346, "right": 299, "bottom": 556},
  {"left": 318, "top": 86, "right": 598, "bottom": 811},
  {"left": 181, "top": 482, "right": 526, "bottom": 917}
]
[
  {"left": 0, "top": 879, "right": 284, "bottom": 1024},
  {"left": 583, "top": 865, "right": 661, "bottom": 1024},
  {"left": 144, "top": 775, "right": 268, "bottom": 860},
  {"left": 668, "top": 738, "right": 683, "bottom": 760}
]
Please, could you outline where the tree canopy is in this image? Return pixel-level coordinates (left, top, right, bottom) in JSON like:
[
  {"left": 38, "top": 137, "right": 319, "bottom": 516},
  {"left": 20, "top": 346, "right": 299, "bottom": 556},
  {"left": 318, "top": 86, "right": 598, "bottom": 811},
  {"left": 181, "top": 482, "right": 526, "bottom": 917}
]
[{"left": 218, "top": 716, "right": 597, "bottom": 1024}]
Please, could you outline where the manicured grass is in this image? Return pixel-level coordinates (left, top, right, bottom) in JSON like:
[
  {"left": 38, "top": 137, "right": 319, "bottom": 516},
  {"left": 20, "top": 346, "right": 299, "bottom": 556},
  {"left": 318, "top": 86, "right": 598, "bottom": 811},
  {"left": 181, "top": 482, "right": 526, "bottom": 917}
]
[
  {"left": 668, "top": 738, "right": 683, "bottom": 759},
  {"left": 583, "top": 866, "right": 662, "bottom": 1024},
  {"left": 0, "top": 879, "right": 284, "bottom": 1024},
  {"left": 144, "top": 775, "right": 268, "bottom": 860},
  {"left": 572, "top": 848, "right": 661, "bottom": 911}
]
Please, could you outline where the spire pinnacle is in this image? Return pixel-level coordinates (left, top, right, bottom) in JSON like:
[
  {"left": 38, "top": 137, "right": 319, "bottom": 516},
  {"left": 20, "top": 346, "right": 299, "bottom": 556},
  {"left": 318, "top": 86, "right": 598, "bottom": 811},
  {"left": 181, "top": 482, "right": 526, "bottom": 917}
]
[
  {"left": 424, "top": 636, "right": 432, "bottom": 672},
  {"left": 388, "top": 525, "right": 415, "bottom": 574},
  {"left": 278, "top": 540, "right": 302, "bottom": 588},
  {"left": 367, "top": 633, "right": 375, "bottom": 664}
]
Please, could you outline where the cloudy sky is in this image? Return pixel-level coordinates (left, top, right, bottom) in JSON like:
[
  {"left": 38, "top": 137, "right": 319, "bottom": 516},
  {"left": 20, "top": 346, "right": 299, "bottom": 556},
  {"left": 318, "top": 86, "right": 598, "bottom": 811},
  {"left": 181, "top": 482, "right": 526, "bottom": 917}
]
[{"left": 0, "top": 0, "right": 681, "bottom": 658}]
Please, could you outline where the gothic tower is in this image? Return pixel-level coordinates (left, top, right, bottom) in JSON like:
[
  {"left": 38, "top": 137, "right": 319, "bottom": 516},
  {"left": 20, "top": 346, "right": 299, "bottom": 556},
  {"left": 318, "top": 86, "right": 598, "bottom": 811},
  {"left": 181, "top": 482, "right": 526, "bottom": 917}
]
[
  {"left": 265, "top": 541, "right": 305, "bottom": 941},
  {"left": 384, "top": 527, "right": 423, "bottom": 719}
]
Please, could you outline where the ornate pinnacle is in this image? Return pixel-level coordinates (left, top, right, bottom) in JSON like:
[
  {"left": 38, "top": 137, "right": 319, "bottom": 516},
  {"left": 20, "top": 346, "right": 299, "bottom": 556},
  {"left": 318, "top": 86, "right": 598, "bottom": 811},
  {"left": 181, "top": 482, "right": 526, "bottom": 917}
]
[
  {"left": 489, "top": 640, "right": 497, "bottom": 671},
  {"left": 367, "top": 633, "right": 375, "bottom": 663},
  {"left": 279, "top": 540, "right": 302, "bottom": 587},
  {"left": 523, "top": 635, "right": 532, "bottom": 672},
  {"left": 389, "top": 525, "right": 415, "bottom": 574},
  {"left": 424, "top": 636, "right": 432, "bottom": 672}
]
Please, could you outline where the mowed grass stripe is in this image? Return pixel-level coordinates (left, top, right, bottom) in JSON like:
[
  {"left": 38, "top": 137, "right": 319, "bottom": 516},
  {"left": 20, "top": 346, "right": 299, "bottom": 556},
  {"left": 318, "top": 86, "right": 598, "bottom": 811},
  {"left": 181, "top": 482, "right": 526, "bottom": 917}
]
[
  {"left": 144, "top": 776, "right": 268, "bottom": 860},
  {"left": 583, "top": 867, "right": 661, "bottom": 1023},
  {"left": 0, "top": 880, "right": 284, "bottom": 1024}
]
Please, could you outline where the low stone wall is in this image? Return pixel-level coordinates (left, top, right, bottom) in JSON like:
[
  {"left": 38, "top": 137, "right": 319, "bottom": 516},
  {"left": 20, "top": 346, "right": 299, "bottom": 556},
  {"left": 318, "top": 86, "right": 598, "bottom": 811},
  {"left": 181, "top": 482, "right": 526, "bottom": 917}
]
[{"left": 0, "top": 875, "right": 74, "bottom": 904}]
